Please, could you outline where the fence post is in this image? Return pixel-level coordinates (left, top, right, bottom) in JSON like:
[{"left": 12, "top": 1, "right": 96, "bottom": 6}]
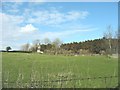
[
  {"left": 60, "top": 78, "right": 62, "bottom": 89},
  {"left": 104, "top": 77, "right": 107, "bottom": 88}
]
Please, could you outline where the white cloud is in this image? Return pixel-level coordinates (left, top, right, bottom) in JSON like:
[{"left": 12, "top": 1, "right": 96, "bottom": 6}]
[
  {"left": 2, "top": 2, "right": 89, "bottom": 26},
  {"left": 28, "top": 10, "right": 89, "bottom": 26},
  {"left": 41, "top": 27, "right": 98, "bottom": 40},
  {"left": 20, "top": 24, "right": 38, "bottom": 33},
  {"left": 1, "top": 13, "right": 23, "bottom": 25},
  {"left": 0, "top": 13, "right": 21, "bottom": 50},
  {"left": 0, "top": 13, "right": 40, "bottom": 50},
  {"left": 1, "top": 13, "right": 23, "bottom": 40},
  {"left": 2, "top": 2, "right": 23, "bottom": 14},
  {"left": 66, "top": 11, "right": 89, "bottom": 20}
]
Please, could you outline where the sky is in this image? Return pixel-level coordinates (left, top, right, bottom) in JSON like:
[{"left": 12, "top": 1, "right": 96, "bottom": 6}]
[{"left": 0, "top": 2, "right": 118, "bottom": 50}]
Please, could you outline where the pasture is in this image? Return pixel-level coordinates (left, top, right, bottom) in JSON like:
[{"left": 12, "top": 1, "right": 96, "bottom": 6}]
[{"left": 2, "top": 52, "right": 118, "bottom": 88}]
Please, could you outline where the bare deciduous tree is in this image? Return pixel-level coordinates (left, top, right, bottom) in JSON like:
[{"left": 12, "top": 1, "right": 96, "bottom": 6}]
[
  {"left": 32, "top": 39, "right": 40, "bottom": 52},
  {"left": 103, "top": 25, "right": 113, "bottom": 55},
  {"left": 21, "top": 43, "right": 30, "bottom": 51},
  {"left": 52, "top": 38, "right": 62, "bottom": 55},
  {"left": 114, "top": 31, "right": 118, "bottom": 54},
  {"left": 43, "top": 38, "right": 51, "bottom": 45}
]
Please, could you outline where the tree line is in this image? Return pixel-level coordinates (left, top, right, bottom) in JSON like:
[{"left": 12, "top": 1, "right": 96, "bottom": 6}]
[
  {"left": 20, "top": 26, "right": 118, "bottom": 56},
  {"left": 5, "top": 26, "right": 118, "bottom": 56}
]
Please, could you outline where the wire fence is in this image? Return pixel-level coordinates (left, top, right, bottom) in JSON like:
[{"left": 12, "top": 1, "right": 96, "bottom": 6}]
[{"left": 3, "top": 75, "right": 118, "bottom": 88}]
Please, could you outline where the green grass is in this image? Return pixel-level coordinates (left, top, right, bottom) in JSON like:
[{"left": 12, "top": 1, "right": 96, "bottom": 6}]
[{"left": 2, "top": 52, "right": 118, "bottom": 88}]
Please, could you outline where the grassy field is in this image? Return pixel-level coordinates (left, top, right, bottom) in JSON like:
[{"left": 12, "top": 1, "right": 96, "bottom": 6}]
[{"left": 2, "top": 52, "right": 118, "bottom": 88}]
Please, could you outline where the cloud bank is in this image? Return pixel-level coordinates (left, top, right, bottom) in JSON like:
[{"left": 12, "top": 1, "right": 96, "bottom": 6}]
[{"left": 1, "top": 2, "right": 97, "bottom": 50}]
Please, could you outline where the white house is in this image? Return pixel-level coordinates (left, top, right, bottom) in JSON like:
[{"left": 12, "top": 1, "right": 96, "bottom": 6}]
[{"left": 37, "top": 43, "right": 43, "bottom": 54}]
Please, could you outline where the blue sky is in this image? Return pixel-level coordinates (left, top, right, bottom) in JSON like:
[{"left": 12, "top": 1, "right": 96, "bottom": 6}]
[{"left": 1, "top": 2, "right": 118, "bottom": 50}]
